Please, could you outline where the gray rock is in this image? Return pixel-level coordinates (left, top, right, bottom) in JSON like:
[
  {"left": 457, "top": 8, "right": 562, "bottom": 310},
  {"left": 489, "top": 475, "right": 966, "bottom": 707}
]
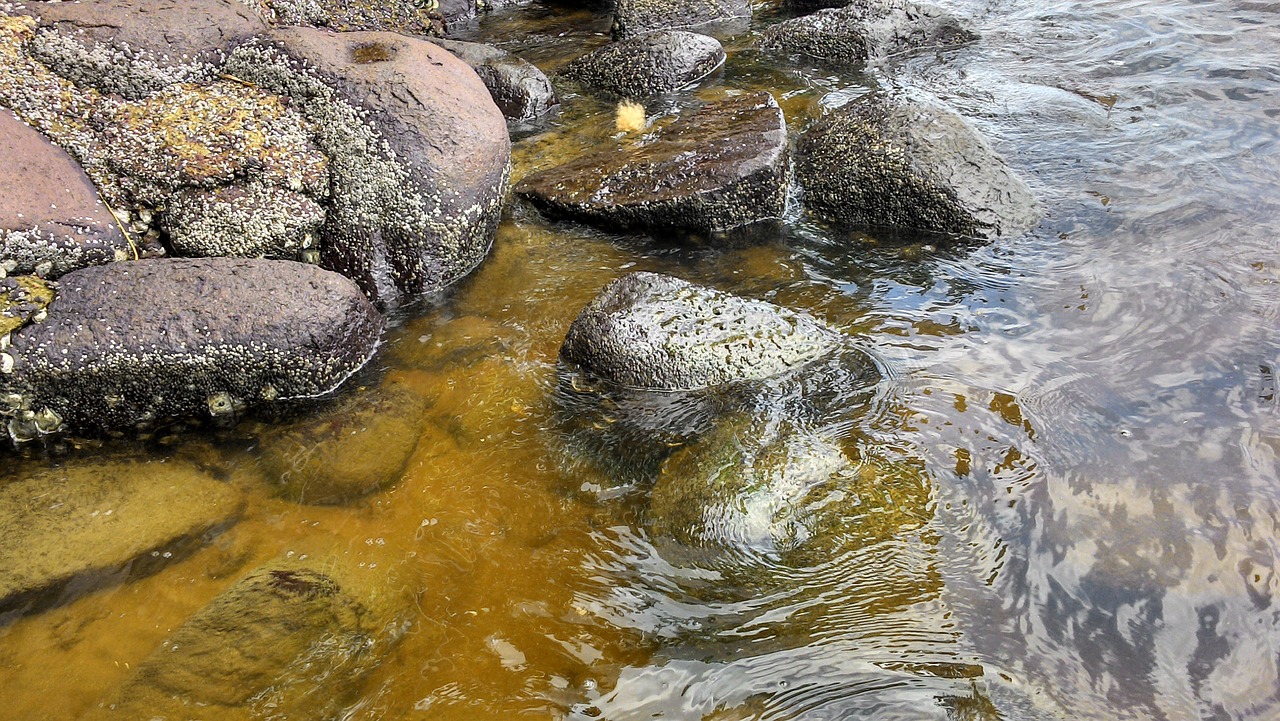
[
  {"left": 0, "top": 110, "right": 130, "bottom": 279},
  {"left": 560, "top": 31, "right": 724, "bottom": 98},
  {"left": 796, "top": 92, "right": 1040, "bottom": 238},
  {"left": 0, "top": 258, "right": 383, "bottom": 440},
  {"left": 82, "top": 557, "right": 410, "bottom": 720},
  {"left": 561, "top": 272, "right": 846, "bottom": 391},
  {"left": 612, "top": 0, "right": 751, "bottom": 40},
  {"left": 0, "top": 458, "right": 243, "bottom": 612},
  {"left": 165, "top": 180, "right": 325, "bottom": 261},
  {"left": 433, "top": 38, "right": 558, "bottom": 122},
  {"left": 223, "top": 29, "right": 511, "bottom": 307},
  {"left": 759, "top": 1, "right": 978, "bottom": 68},
  {"left": 515, "top": 92, "right": 788, "bottom": 235}
]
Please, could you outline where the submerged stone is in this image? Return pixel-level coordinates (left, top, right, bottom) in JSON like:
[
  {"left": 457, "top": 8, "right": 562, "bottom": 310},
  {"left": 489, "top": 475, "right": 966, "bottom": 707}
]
[
  {"left": 433, "top": 38, "right": 558, "bottom": 123},
  {"left": 560, "top": 31, "right": 725, "bottom": 98},
  {"left": 0, "top": 458, "right": 243, "bottom": 613},
  {"left": 516, "top": 92, "right": 788, "bottom": 236},
  {"left": 612, "top": 0, "right": 751, "bottom": 40},
  {"left": 759, "top": 1, "right": 978, "bottom": 68},
  {"left": 0, "top": 258, "right": 383, "bottom": 440},
  {"left": 796, "top": 91, "right": 1041, "bottom": 239}
]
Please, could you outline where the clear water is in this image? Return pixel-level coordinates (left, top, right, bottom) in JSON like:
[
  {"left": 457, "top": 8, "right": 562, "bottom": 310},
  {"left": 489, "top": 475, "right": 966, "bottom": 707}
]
[{"left": 3, "top": 0, "right": 1280, "bottom": 718}]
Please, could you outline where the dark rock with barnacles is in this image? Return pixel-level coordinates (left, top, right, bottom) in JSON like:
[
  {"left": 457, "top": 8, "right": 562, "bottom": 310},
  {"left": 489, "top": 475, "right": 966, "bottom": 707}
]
[
  {"left": 612, "top": 0, "right": 751, "bottom": 40},
  {"left": 796, "top": 91, "right": 1040, "bottom": 238},
  {"left": 759, "top": 1, "right": 978, "bottom": 68},
  {"left": 560, "top": 31, "right": 724, "bottom": 98},
  {"left": 515, "top": 92, "right": 787, "bottom": 236},
  {"left": 433, "top": 38, "right": 558, "bottom": 123},
  {"left": 0, "top": 258, "right": 383, "bottom": 442}
]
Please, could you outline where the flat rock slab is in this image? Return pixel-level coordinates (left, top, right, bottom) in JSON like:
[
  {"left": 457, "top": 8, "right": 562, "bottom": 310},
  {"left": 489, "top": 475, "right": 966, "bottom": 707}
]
[
  {"left": 759, "top": 1, "right": 978, "bottom": 67},
  {"left": 0, "top": 458, "right": 243, "bottom": 612},
  {"left": 561, "top": 272, "right": 845, "bottom": 390},
  {"left": 515, "top": 92, "right": 788, "bottom": 235},
  {"left": 433, "top": 38, "right": 558, "bottom": 122},
  {"left": 796, "top": 92, "right": 1041, "bottom": 238},
  {"left": 560, "top": 31, "right": 724, "bottom": 98},
  {"left": 0, "top": 110, "right": 128, "bottom": 279},
  {"left": 613, "top": 0, "right": 751, "bottom": 39},
  {"left": 0, "top": 258, "right": 383, "bottom": 439}
]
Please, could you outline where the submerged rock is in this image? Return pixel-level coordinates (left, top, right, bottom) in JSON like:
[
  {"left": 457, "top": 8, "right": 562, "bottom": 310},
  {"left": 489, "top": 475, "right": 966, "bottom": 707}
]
[
  {"left": 561, "top": 272, "right": 848, "bottom": 391},
  {"left": 516, "top": 92, "right": 788, "bottom": 236},
  {"left": 759, "top": 1, "right": 978, "bottom": 67},
  {"left": 255, "top": 377, "right": 430, "bottom": 505},
  {"left": 612, "top": 0, "right": 751, "bottom": 40},
  {"left": 434, "top": 38, "right": 558, "bottom": 123},
  {"left": 0, "top": 110, "right": 129, "bottom": 279},
  {"left": 0, "top": 458, "right": 243, "bottom": 613},
  {"left": 560, "top": 31, "right": 725, "bottom": 98},
  {"left": 796, "top": 92, "right": 1040, "bottom": 238},
  {"left": 83, "top": 557, "right": 410, "bottom": 720},
  {"left": 0, "top": 258, "right": 383, "bottom": 441}
]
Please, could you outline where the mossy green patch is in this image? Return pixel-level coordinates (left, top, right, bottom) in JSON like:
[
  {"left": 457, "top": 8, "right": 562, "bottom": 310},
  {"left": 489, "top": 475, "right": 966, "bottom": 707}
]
[{"left": 0, "top": 275, "right": 55, "bottom": 337}]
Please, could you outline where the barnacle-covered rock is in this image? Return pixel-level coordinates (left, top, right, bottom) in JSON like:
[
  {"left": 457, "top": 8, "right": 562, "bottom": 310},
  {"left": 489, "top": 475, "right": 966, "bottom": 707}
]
[
  {"left": 759, "top": 0, "right": 977, "bottom": 67},
  {"left": 796, "top": 92, "right": 1041, "bottom": 238},
  {"left": 0, "top": 109, "right": 129, "bottom": 279},
  {"left": 434, "top": 38, "right": 558, "bottom": 122},
  {"left": 165, "top": 181, "right": 326, "bottom": 261},
  {"left": 0, "top": 258, "right": 383, "bottom": 440},
  {"left": 560, "top": 30, "right": 724, "bottom": 98},
  {"left": 515, "top": 92, "right": 787, "bottom": 236},
  {"left": 612, "top": 0, "right": 751, "bottom": 40}
]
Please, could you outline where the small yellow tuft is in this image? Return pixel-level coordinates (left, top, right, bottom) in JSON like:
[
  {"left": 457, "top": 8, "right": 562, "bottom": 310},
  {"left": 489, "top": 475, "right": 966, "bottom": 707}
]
[{"left": 615, "top": 100, "right": 645, "bottom": 133}]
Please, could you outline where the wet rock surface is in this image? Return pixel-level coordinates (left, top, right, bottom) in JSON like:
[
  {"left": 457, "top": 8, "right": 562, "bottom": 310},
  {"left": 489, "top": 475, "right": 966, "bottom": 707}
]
[
  {"left": 612, "top": 0, "right": 751, "bottom": 40},
  {"left": 254, "top": 377, "right": 430, "bottom": 505},
  {"left": 83, "top": 557, "right": 410, "bottom": 720},
  {"left": 759, "top": 1, "right": 978, "bottom": 67},
  {"left": 560, "top": 30, "right": 724, "bottom": 98},
  {"left": 515, "top": 92, "right": 788, "bottom": 235},
  {"left": 796, "top": 91, "right": 1041, "bottom": 238},
  {"left": 434, "top": 38, "right": 558, "bottom": 122},
  {"left": 0, "top": 110, "right": 129, "bottom": 279},
  {"left": 0, "top": 458, "right": 243, "bottom": 613},
  {"left": 561, "top": 272, "right": 847, "bottom": 391},
  {"left": 0, "top": 258, "right": 383, "bottom": 440}
]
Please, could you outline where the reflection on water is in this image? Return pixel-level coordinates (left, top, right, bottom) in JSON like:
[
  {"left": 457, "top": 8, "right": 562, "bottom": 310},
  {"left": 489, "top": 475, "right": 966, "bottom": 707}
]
[{"left": 4, "top": 0, "right": 1280, "bottom": 718}]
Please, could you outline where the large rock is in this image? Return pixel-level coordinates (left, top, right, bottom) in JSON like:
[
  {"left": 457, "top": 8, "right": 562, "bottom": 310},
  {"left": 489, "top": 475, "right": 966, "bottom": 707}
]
[
  {"left": 0, "top": 110, "right": 130, "bottom": 279},
  {"left": 561, "top": 272, "right": 848, "bottom": 391},
  {"left": 516, "top": 92, "right": 787, "bottom": 236},
  {"left": 0, "top": 258, "right": 383, "bottom": 441},
  {"left": 223, "top": 29, "right": 511, "bottom": 307},
  {"left": 759, "top": 1, "right": 978, "bottom": 67},
  {"left": 560, "top": 31, "right": 724, "bottom": 98},
  {"left": 612, "top": 0, "right": 751, "bottom": 40},
  {"left": 433, "top": 38, "right": 558, "bottom": 123},
  {"left": 796, "top": 92, "right": 1041, "bottom": 239},
  {"left": 0, "top": 458, "right": 243, "bottom": 613},
  {"left": 83, "top": 557, "right": 410, "bottom": 720}
]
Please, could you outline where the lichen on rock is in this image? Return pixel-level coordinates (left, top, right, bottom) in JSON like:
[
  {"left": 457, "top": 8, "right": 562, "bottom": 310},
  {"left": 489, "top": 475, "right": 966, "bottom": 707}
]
[{"left": 0, "top": 275, "right": 53, "bottom": 339}]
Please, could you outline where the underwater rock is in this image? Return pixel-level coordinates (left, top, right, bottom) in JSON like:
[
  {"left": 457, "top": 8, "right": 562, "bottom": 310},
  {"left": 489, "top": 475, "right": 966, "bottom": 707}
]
[
  {"left": 223, "top": 28, "right": 511, "bottom": 307},
  {"left": 0, "top": 110, "right": 129, "bottom": 280},
  {"left": 560, "top": 31, "right": 724, "bottom": 98},
  {"left": 796, "top": 91, "right": 1040, "bottom": 239},
  {"left": 0, "top": 258, "right": 382, "bottom": 440},
  {"left": 612, "top": 0, "right": 751, "bottom": 40},
  {"left": 515, "top": 92, "right": 787, "bottom": 236},
  {"left": 83, "top": 557, "right": 410, "bottom": 720},
  {"left": 433, "top": 38, "right": 558, "bottom": 123},
  {"left": 561, "top": 272, "right": 849, "bottom": 391},
  {"left": 0, "top": 458, "right": 243, "bottom": 613},
  {"left": 759, "top": 1, "right": 978, "bottom": 67},
  {"left": 255, "top": 377, "right": 430, "bottom": 505}
]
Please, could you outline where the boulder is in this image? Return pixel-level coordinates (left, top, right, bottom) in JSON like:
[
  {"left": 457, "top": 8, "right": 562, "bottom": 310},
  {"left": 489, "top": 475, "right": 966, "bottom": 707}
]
[
  {"left": 433, "top": 38, "right": 558, "bottom": 123},
  {"left": 83, "top": 557, "right": 410, "bottom": 720},
  {"left": 560, "top": 31, "right": 724, "bottom": 98},
  {"left": 0, "top": 458, "right": 243, "bottom": 613},
  {"left": 164, "top": 181, "right": 325, "bottom": 261},
  {"left": 0, "top": 258, "right": 383, "bottom": 441},
  {"left": 0, "top": 110, "right": 129, "bottom": 279},
  {"left": 254, "top": 377, "right": 430, "bottom": 505},
  {"left": 223, "top": 29, "right": 511, "bottom": 307},
  {"left": 515, "top": 92, "right": 788, "bottom": 235},
  {"left": 796, "top": 92, "right": 1040, "bottom": 238},
  {"left": 759, "top": 1, "right": 978, "bottom": 67},
  {"left": 259, "top": 0, "right": 444, "bottom": 36},
  {"left": 560, "top": 272, "right": 847, "bottom": 391},
  {"left": 612, "top": 0, "right": 751, "bottom": 40}
]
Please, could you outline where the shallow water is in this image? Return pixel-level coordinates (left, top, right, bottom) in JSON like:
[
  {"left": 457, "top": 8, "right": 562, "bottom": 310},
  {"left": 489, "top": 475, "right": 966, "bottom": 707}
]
[{"left": 3, "top": 0, "right": 1280, "bottom": 719}]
